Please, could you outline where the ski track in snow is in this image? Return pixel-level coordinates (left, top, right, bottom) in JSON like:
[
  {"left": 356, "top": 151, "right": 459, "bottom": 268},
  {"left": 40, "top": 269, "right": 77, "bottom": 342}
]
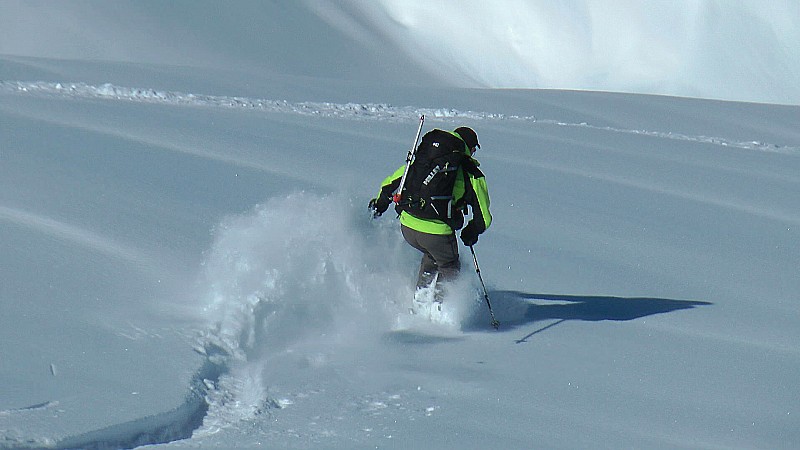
[
  {"left": 0, "top": 205, "right": 153, "bottom": 268},
  {"left": 2, "top": 80, "right": 797, "bottom": 155}
]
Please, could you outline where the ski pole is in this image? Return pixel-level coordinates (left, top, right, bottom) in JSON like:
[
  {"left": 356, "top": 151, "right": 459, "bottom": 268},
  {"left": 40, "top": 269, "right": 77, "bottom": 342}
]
[
  {"left": 470, "top": 245, "right": 500, "bottom": 330},
  {"left": 393, "top": 114, "right": 425, "bottom": 204}
]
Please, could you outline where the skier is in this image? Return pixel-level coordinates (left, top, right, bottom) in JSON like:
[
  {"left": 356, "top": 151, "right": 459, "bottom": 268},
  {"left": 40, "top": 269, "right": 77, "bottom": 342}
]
[{"left": 369, "top": 126, "right": 492, "bottom": 308}]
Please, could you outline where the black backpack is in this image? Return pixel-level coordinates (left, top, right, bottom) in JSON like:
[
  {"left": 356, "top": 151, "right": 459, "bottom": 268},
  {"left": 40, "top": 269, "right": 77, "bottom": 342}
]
[{"left": 395, "top": 129, "right": 467, "bottom": 222}]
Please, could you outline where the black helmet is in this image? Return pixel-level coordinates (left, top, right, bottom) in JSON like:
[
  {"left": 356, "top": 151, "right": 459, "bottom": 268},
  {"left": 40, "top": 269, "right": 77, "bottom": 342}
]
[{"left": 454, "top": 127, "right": 480, "bottom": 149}]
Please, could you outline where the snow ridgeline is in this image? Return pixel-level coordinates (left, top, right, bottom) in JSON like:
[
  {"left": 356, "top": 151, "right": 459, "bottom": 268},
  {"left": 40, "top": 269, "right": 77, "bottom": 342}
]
[
  {"left": 1, "top": 80, "right": 797, "bottom": 155},
  {"left": 0, "top": 80, "right": 513, "bottom": 121}
]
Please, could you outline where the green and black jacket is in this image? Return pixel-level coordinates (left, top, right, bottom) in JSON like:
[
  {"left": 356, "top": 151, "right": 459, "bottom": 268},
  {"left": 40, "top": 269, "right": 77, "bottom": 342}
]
[{"left": 376, "top": 130, "right": 492, "bottom": 236}]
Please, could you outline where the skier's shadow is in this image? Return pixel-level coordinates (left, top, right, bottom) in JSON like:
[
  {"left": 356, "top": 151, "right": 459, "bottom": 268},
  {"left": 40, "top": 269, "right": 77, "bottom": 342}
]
[{"left": 465, "top": 290, "right": 712, "bottom": 343}]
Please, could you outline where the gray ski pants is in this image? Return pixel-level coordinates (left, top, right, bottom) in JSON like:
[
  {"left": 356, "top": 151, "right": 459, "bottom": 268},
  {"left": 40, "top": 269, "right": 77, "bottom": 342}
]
[{"left": 401, "top": 224, "right": 461, "bottom": 289}]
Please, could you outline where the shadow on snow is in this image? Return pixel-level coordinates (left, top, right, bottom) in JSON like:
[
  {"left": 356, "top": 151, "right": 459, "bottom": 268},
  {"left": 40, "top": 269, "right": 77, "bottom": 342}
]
[{"left": 464, "top": 290, "right": 712, "bottom": 343}]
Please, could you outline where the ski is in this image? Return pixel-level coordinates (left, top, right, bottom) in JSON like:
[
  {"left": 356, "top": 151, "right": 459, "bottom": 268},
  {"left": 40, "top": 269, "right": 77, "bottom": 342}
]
[{"left": 392, "top": 114, "right": 425, "bottom": 204}]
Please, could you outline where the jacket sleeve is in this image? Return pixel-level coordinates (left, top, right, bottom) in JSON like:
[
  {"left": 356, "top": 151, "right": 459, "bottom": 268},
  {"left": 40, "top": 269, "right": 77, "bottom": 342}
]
[
  {"left": 375, "top": 165, "right": 405, "bottom": 203},
  {"left": 468, "top": 174, "right": 492, "bottom": 233}
]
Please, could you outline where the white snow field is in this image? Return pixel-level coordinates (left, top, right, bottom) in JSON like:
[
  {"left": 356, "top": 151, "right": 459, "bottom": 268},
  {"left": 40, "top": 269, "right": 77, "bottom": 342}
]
[{"left": 1, "top": 1, "right": 799, "bottom": 449}]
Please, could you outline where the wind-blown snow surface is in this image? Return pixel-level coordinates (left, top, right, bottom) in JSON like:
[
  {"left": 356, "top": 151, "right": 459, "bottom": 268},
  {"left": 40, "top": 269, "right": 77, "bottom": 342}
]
[{"left": 2, "top": 2, "right": 800, "bottom": 450}]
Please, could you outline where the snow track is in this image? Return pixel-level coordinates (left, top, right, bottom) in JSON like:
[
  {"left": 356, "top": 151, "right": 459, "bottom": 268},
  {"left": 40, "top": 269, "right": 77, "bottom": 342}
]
[
  {"left": 0, "top": 379, "right": 208, "bottom": 450},
  {"left": 2, "top": 80, "right": 797, "bottom": 155}
]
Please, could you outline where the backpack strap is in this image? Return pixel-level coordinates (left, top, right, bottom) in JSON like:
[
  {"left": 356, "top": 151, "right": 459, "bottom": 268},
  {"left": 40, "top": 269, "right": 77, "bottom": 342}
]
[{"left": 461, "top": 157, "right": 484, "bottom": 178}]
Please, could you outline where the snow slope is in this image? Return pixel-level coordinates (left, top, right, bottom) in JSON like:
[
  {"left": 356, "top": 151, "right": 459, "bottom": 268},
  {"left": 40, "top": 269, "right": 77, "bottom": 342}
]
[
  {"left": 2, "top": 0, "right": 799, "bottom": 104},
  {"left": 1, "top": 2, "right": 799, "bottom": 449}
]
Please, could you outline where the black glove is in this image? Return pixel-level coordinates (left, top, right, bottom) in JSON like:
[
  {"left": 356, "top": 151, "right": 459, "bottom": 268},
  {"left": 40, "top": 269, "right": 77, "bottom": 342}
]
[
  {"left": 368, "top": 196, "right": 391, "bottom": 218},
  {"left": 460, "top": 221, "right": 480, "bottom": 246}
]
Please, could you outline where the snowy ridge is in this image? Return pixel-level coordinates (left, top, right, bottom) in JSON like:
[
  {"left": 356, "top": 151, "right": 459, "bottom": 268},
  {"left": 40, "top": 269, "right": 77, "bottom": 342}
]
[
  {"left": 0, "top": 81, "right": 511, "bottom": 121},
  {"left": 3, "top": 2, "right": 798, "bottom": 104},
  {"left": 2, "top": 80, "right": 797, "bottom": 155}
]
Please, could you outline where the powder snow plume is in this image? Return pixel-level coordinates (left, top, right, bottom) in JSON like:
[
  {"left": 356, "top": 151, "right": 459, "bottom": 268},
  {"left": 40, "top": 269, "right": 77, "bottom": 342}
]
[{"left": 189, "top": 192, "right": 482, "bottom": 433}]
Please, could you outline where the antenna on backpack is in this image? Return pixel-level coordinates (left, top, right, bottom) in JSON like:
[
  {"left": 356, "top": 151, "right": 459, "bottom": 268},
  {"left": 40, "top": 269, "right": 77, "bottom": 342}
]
[{"left": 393, "top": 115, "right": 425, "bottom": 204}]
